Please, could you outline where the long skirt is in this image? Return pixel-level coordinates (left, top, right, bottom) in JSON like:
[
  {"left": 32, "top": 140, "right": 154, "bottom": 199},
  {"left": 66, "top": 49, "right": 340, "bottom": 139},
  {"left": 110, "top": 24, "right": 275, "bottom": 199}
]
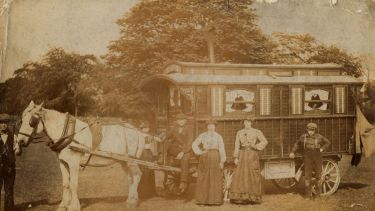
[
  {"left": 229, "top": 148, "right": 262, "bottom": 203},
  {"left": 138, "top": 149, "right": 156, "bottom": 199},
  {"left": 195, "top": 149, "right": 223, "bottom": 205}
]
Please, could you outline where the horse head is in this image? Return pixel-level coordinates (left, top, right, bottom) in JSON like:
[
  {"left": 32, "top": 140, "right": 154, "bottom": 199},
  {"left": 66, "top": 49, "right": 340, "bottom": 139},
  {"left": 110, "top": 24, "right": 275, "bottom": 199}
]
[{"left": 17, "top": 101, "right": 44, "bottom": 147}]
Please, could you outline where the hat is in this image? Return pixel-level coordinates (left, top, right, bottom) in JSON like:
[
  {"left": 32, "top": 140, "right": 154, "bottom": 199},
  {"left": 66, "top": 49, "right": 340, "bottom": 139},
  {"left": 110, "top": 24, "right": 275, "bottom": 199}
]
[
  {"left": 175, "top": 113, "right": 188, "bottom": 120},
  {"left": 205, "top": 119, "right": 218, "bottom": 126},
  {"left": 140, "top": 121, "right": 150, "bottom": 129},
  {"left": 306, "top": 122, "right": 317, "bottom": 130},
  {"left": 243, "top": 116, "right": 255, "bottom": 123}
]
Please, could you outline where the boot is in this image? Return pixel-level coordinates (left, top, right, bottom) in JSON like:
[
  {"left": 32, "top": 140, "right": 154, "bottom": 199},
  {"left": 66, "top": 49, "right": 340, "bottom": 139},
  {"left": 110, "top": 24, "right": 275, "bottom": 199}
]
[{"left": 315, "top": 179, "right": 322, "bottom": 199}]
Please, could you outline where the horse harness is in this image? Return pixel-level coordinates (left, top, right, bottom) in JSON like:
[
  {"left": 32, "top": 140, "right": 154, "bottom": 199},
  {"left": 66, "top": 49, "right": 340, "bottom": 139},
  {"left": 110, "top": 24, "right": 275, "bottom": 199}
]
[{"left": 20, "top": 111, "right": 83, "bottom": 152}]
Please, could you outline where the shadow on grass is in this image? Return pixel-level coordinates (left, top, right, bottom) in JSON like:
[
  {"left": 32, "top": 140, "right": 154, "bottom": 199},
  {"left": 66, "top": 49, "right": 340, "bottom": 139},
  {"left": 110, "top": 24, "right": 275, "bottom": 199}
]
[
  {"left": 15, "top": 196, "right": 128, "bottom": 211},
  {"left": 338, "top": 182, "right": 369, "bottom": 190}
]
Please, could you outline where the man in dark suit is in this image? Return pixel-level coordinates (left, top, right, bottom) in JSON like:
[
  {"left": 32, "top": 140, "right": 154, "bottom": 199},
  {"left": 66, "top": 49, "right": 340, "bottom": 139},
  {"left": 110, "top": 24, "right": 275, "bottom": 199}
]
[
  {"left": 165, "top": 113, "right": 194, "bottom": 191},
  {"left": 0, "top": 116, "right": 18, "bottom": 211}
]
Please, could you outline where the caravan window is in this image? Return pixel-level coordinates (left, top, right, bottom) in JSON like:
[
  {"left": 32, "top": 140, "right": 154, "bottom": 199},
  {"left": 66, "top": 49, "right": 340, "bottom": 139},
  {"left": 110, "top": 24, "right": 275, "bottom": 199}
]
[
  {"left": 304, "top": 87, "right": 332, "bottom": 114},
  {"left": 335, "top": 86, "right": 347, "bottom": 114},
  {"left": 291, "top": 87, "right": 303, "bottom": 115},
  {"left": 259, "top": 87, "right": 271, "bottom": 116},
  {"left": 225, "top": 88, "right": 255, "bottom": 115}
]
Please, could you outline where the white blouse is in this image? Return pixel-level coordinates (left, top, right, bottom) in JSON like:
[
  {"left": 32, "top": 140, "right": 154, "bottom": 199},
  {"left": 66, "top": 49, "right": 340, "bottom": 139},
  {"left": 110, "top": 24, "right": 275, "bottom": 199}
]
[{"left": 192, "top": 131, "right": 226, "bottom": 164}]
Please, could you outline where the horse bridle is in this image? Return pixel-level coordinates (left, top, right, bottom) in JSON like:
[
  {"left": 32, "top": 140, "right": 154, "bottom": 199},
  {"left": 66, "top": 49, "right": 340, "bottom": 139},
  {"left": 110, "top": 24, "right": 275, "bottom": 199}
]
[{"left": 18, "top": 112, "right": 44, "bottom": 141}]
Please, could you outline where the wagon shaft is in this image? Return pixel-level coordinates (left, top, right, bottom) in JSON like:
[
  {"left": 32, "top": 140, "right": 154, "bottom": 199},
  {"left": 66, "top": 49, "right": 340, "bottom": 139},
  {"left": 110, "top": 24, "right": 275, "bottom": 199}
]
[{"left": 70, "top": 145, "right": 181, "bottom": 172}]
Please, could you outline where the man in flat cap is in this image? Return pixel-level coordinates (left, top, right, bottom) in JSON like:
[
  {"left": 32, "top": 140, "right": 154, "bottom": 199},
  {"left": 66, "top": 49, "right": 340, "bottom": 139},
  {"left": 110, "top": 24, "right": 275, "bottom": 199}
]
[
  {"left": 165, "top": 113, "right": 194, "bottom": 191},
  {"left": 289, "top": 122, "right": 331, "bottom": 200},
  {"left": 0, "top": 116, "right": 19, "bottom": 210}
]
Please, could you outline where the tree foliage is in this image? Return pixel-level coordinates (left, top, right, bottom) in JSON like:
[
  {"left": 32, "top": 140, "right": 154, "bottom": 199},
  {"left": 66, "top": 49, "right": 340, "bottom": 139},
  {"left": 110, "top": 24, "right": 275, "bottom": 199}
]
[
  {"left": 105, "top": 0, "right": 275, "bottom": 82},
  {"left": 0, "top": 48, "right": 98, "bottom": 115},
  {"left": 0, "top": 1, "right": 367, "bottom": 119},
  {"left": 271, "top": 33, "right": 363, "bottom": 76}
]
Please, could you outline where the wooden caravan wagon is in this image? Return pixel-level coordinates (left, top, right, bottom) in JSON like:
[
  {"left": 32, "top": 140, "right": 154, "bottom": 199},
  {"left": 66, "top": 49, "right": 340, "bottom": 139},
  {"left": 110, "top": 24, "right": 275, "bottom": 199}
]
[{"left": 140, "top": 61, "right": 364, "bottom": 197}]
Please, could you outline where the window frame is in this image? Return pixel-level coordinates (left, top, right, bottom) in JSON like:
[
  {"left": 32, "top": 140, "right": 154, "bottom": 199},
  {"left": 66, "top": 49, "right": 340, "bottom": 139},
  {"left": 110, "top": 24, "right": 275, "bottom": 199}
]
[
  {"left": 303, "top": 86, "right": 333, "bottom": 115},
  {"left": 334, "top": 85, "right": 348, "bottom": 114},
  {"left": 289, "top": 85, "right": 304, "bottom": 115},
  {"left": 224, "top": 86, "right": 256, "bottom": 116},
  {"left": 258, "top": 85, "right": 272, "bottom": 116}
]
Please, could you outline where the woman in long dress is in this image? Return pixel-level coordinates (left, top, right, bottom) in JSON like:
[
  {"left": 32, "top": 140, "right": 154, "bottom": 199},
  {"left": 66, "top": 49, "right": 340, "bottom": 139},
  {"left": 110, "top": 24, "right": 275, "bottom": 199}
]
[
  {"left": 192, "top": 119, "right": 226, "bottom": 205},
  {"left": 229, "top": 117, "right": 268, "bottom": 204},
  {"left": 137, "top": 122, "right": 158, "bottom": 199}
]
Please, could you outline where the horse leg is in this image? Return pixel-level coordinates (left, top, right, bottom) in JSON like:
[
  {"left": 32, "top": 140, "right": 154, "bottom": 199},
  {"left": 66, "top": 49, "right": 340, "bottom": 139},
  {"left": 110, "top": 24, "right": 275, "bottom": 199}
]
[
  {"left": 67, "top": 158, "right": 81, "bottom": 211},
  {"left": 57, "top": 161, "right": 71, "bottom": 211},
  {"left": 126, "top": 164, "right": 142, "bottom": 208}
]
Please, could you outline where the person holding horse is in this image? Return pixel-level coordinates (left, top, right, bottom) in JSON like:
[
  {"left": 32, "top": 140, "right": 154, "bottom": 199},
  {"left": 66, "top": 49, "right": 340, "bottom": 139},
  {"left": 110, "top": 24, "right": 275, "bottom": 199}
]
[
  {"left": 137, "top": 121, "right": 160, "bottom": 199},
  {"left": 165, "top": 113, "right": 194, "bottom": 192},
  {"left": 0, "top": 115, "right": 19, "bottom": 211}
]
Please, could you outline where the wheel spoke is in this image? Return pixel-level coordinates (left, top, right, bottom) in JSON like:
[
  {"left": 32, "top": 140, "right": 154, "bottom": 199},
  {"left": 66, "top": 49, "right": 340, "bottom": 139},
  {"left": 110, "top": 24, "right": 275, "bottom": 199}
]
[
  {"left": 330, "top": 173, "right": 338, "bottom": 177},
  {"left": 324, "top": 162, "right": 330, "bottom": 172},
  {"left": 326, "top": 181, "right": 333, "bottom": 190},
  {"left": 326, "top": 165, "right": 336, "bottom": 174},
  {"left": 323, "top": 182, "right": 327, "bottom": 193}
]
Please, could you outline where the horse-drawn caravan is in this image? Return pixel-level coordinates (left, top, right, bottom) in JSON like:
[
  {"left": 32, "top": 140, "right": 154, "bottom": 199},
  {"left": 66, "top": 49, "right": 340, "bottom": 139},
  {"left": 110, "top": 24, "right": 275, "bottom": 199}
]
[
  {"left": 140, "top": 61, "right": 364, "bottom": 197},
  {"left": 14, "top": 61, "right": 364, "bottom": 210}
]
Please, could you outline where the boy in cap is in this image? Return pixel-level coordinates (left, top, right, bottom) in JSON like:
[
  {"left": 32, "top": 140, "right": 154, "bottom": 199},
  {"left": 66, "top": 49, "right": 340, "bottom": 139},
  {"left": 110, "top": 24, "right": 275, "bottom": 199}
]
[
  {"left": 289, "top": 122, "right": 331, "bottom": 199},
  {"left": 165, "top": 113, "right": 194, "bottom": 191}
]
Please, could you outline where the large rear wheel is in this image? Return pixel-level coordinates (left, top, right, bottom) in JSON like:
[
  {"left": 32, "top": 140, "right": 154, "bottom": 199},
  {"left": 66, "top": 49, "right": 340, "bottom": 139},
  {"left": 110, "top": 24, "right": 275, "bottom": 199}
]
[
  {"left": 272, "top": 177, "right": 299, "bottom": 190},
  {"left": 163, "top": 171, "right": 190, "bottom": 196},
  {"left": 318, "top": 159, "right": 341, "bottom": 196}
]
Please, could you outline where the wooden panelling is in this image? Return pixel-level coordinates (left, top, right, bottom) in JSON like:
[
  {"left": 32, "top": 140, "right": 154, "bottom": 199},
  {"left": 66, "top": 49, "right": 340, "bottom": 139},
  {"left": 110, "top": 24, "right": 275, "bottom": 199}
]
[
  {"left": 272, "top": 86, "right": 280, "bottom": 116},
  {"left": 280, "top": 86, "right": 289, "bottom": 116},
  {"left": 193, "top": 117, "right": 356, "bottom": 160}
]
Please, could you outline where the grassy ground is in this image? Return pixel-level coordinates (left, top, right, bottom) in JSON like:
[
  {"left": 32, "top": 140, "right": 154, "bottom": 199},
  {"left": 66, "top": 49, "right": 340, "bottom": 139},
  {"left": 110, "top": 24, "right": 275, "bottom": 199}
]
[{"left": 7, "top": 141, "right": 375, "bottom": 211}]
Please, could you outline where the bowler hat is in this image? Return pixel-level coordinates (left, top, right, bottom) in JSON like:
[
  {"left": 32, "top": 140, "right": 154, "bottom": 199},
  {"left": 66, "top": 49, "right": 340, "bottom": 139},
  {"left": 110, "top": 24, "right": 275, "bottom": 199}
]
[
  {"left": 175, "top": 113, "right": 188, "bottom": 120},
  {"left": 306, "top": 122, "right": 317, "bottom": 130}
]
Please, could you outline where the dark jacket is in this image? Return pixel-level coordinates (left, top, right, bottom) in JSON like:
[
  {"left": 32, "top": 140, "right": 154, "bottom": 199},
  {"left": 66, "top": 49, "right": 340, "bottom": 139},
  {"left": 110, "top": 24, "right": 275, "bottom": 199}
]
[
  {"left": 291, "top": 133, "right": 331, "bottom": 153},
  {"left": 0, "top": 129, "right": 16, "bottom": 167},
  {"left": 166, "top": 124, "right": 194, "bottom": 154}
]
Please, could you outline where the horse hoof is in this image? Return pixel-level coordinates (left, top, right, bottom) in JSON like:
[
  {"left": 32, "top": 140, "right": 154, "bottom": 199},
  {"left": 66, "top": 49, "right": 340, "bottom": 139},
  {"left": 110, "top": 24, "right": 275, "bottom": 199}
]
[
  {"left": 56, "top": 207, "right": 67, "bottom": 211},
  {"left": 67, "top": 207, "right": 80, "bottom": 211},
  {"left": 126, "top": 202, "right": 138, "bottom": 209}
]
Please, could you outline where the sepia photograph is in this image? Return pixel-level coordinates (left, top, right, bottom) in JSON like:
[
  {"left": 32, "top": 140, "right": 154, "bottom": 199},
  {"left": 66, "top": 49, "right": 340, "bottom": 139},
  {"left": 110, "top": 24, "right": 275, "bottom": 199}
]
[{"left": 0, "top": 0, "right": 375, "bottom": 210}]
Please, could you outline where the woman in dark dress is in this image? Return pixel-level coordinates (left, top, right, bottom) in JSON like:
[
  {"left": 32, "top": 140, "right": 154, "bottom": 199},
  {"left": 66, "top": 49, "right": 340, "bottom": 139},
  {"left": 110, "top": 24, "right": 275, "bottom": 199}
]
[
  {"left": 137, "top": 122, "right": 157, "bottom": 199},
  {"left": 192, "top": 119, "right": 226, "bottom": 205},
  {"left": 229, "top": 117, "right": 268, "bottom": 204}
]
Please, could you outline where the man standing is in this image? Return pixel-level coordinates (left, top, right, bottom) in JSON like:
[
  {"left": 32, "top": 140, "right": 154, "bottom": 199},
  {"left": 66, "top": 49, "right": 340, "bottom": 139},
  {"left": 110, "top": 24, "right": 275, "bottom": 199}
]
[
  {"left": 289, "top": 122, "right": 331, "bottom": 200},
  {"left": 0, "top": 116, "right": 18, "bottom": 211},
  {"left": 165, "top": 113, "right": 194, "bottom": 192}
]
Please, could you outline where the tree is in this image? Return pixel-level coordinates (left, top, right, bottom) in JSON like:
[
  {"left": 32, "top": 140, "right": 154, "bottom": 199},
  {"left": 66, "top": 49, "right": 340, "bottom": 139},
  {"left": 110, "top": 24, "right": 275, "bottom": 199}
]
[
  {"left": 271, "top": 33, "right": 363, "bottom": 77},
  {"left": 0, "top": 48, "right": 99, "bottom": 115},
  {"left": 105, "top": 0, "right": 275, "bottom": 82}
]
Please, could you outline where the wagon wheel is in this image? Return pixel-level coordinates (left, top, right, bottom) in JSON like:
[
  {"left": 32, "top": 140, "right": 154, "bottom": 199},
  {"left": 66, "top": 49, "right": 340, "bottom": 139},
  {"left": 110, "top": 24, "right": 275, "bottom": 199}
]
[
  {"left": 272, "top": 178, "right": 299, "bottom": 190},
  {"left": 272, "top": 163, "right": 303, "bottom": 190},
  {"left": 163, "top": 171, "right": 190, "bottom": 196},
  {"left": 222, "top": 166, "right": 235, "bottom": 202},
  {"left": 313, "top": 159, "right": 341, "bottom": 196}
]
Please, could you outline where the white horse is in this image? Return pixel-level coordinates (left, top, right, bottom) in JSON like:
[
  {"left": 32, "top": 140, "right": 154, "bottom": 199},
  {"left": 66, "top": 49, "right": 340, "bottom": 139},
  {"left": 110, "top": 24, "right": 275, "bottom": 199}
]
[{"left": 16, "top": 101, "right": 144, "bottom": 211}]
